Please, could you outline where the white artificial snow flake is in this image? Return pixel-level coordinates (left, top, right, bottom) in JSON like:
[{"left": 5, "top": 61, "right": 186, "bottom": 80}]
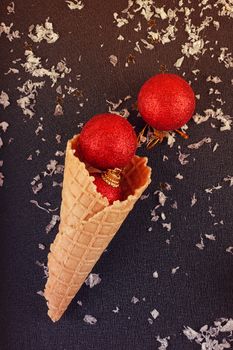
[
  {"left": 187, "top": 137, "right": 211, "bottom": 149},
  {"left": 205, "top": 234, "right": 216, "bottom": 241},
  {"left": 77, "top": 300, "right": 82, "bottom": 306},
  {"left": 7, "top": 2, "right": 15, "bottom": 14},
  {"left": 54, "top": 103, "right": 64, "bottom": 116},
  {"left": 150, "top": 308, "right": 159, "bottom": 320},
  {"left": 223, "top": 175, "right": 233, "bottom": 186},
  {"left": 4, "top": 67, "right": 19, "bottom": 75},
  {"left": 66, "top": 0, "right": 84, "bottom": 10},
  {"left": 191, "top": 193, "right": 197, "bottom": 207},
  {"left": 140, "top": 38, "right": 154, "bottom": 50},
  {"left": 32, "top": 182, "right": 43, "bottom": 194},
  {"left": 156, "top": 335, "right": 170, "bottom": 350},
  {"left": 161, "top": 212, "right": 166, "bottom": 220},
  {"left": 140, "top": 193, "right": 150, "bottom": 200},
  {"left": 113, "top": 12, "right": 129, "bottom": 27},
  {"left": 85, "top": 273, "right": 101, "bottom": 288},
  {"left": 0, "top": 172, "right": 4, "bottom": 187},
  {"left": 213, "top": 143, "right": 219, "bottom": 152},
  {"left": 112, "top": 306, "right": 120, "bottom": 313},
  {"left": 226, "top": 247, "right": 233, "bottom": 255},
  {"left": 176, "top": 173, "right": 183, "bottom": 180},
  {"left": 131, "top": 296, "right": 140, "bottom": 304},
  {"left": 117, "top": 34, "right": 124, "bottom": 40},
  {"left": 46, "top": 215, "right": 60, "bottom": 233},
  {"left": 0, "top": 22, "right": 20, "bottom": 41},
  {"left": 36, "top": 261, "right": 48, "bottom": 278},
  {"left": 38, "top": 243, "right": 45, "bottom": 250},
  {"left": 155, "top": 191, "right": 167, "bottom": 206},
  {"left": 205, "top": 184, "right": 222, "bottom": 194},
  {"left": 83, "top": 315, "right": 97, "bottom": 325},
  {"left": 171, "top": 266, "right": 180, "bottom": 274},
  {"left": 171, "top": 201, "right": 178, "bottom": 209},
  {"left": 174, "top": 56, "right": 184, "bottom": 68},
  {"left": 109, "top": 55, "right": 118, "bottom": 66},
  {"left": 183, "top": 326, "right": 200, "bottom": 341},
  {"left": 206, "top": 75, "right": 222, "bottom": 83},
  {"left": 153, "top": 271, "right": 159, "bottom": 279},
  {"left": 162, "top": 223, "right": 171, "bottom": 232},
  {"left": 28, "top": 18, "right": 59, "bottom": 43},
  {"left": 218, "top": 47, "right": 233, "bottom": 69},
  {"left": 215, "top": 0, "right": 233, "bottom": 18},
  {"left": 0, "top": 91, "right": 10, "bottom": 109},
  {"left": 37, "top": 290, "right": 44, "bottom": 297},
  {"left": 178, "top": 151, "right": 190, "bottom": 165},
  {"left": 0, "top": 121, "right": 9, "bottom": 132},
  {"left": 196, "top": 235, "right": 205, "bottom": 250}
]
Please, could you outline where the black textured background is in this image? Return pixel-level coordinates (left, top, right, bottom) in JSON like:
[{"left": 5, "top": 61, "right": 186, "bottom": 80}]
[{"left": 0, "top": 1, "right": 233, "bottom": 349}]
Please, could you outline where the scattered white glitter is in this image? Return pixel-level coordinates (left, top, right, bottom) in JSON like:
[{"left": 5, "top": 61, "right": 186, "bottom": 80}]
[
  {"left": 85, "top": 273, "right": 102, "bottom": 288},
  {"left": 83, "top": 315, "right": 97, "bottom": 325},
  {"left": 28, "top": 18, "right": 59, "bottom": 43},
  {"left": 153, "top": 271, "right": 159, "bottom": 279}
]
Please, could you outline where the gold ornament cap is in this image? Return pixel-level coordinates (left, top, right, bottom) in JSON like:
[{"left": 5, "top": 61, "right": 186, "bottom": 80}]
[{"left": 101, "top": 168, "right": 122, "bottom": 188}]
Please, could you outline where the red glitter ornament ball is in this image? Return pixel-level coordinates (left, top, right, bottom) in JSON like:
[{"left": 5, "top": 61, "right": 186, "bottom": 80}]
[
  {"left": 93, "top": 173, "right": 123, "bottom": 204},
  {"left": 78, "top": 113, "right": 137, "bottom": 169},
  {"left": 138, "top": 73, "right": 196, "bottom": 131}
]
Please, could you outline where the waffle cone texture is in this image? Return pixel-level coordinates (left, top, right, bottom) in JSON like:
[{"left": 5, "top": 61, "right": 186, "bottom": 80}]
[{"left": 44, "top": 135, "right": 151, "bottom": 322}]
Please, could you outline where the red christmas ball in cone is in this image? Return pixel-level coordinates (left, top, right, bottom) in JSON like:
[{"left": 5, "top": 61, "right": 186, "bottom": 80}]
[{"left": 76, "top": 113, "right": 137, "bottom": 204}]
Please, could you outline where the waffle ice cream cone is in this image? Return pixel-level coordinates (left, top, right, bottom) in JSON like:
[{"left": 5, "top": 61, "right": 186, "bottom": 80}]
[{"left": 44, "top": 135, "right": 151, "bottom": 322}]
